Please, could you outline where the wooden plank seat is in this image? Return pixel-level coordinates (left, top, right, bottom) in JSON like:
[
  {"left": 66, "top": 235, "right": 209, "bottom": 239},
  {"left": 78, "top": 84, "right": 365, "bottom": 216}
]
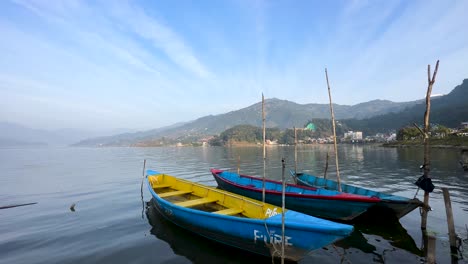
[
  {"left": 213, "top": 208, "right": 243, "bottom": 216},
  {"left": 175, "top": 197, "right": 218, "bottom": 208},
  {"left": 159, "top": 190, "right": 192, "bottom": 198},
  {"left": 152, "top": 184, "right": 172, "bottom": 189}
]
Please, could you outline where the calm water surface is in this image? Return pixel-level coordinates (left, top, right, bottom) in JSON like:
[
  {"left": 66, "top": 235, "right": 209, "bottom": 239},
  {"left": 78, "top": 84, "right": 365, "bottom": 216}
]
[{"left": 0, "top": 145, "right": 467, "bottom": 263}]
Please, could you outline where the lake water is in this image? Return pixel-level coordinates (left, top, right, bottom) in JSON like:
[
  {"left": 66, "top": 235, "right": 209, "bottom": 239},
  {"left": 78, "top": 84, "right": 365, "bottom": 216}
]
[{"left": 0, "top": 145, "right": 467, "bottom": 264}]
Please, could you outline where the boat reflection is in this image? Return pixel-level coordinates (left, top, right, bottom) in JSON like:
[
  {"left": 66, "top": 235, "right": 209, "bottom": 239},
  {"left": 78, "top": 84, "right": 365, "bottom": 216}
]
[
  {"left": 333, "top": 219, "right": 423, "bottom": 263},
  {"left": 145, "top": 199, "right": 295, "bottom": 263}
]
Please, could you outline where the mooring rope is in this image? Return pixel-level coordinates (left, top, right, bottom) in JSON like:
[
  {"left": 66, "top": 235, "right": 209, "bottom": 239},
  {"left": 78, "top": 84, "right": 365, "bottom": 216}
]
[{"left": 263, "top": 220, "right": 280, "bottom": 264}]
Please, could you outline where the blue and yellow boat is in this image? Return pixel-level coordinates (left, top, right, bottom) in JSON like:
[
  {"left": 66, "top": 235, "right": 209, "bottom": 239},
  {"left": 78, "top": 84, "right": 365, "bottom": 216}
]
[{"left": 146, "top": 170, "right": 353, "bottom": 261}]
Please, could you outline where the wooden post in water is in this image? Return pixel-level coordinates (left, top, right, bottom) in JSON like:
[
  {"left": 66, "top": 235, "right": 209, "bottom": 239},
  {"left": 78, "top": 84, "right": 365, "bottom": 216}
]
[
  {"left": 442, "top": 187, "right": 458, "bottom": 255},
  {"left": 237, "top": 155, "right": 240, "bottom": 175},
  {"left": 426, "top": 235, "right": 436, "bottom": 264},
  {"left": 421, "top": 60, "right": 439, "bottom": 231},
  {"left": 325, "top": 68, "right": 342, "bottom": 192},
  {"left": 262, "top": 93, "right": 266, "bottom": 203}
]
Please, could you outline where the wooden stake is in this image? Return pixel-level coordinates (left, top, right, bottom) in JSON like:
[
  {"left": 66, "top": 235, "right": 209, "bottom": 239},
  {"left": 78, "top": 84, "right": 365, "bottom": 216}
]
[
  {"left": 421, "top": 60, "right": 439, "bottom": 230},
  {"left": 442, "top": 188, "right": 458, "bottom": 253},
  {"left": 237, "top": 155, "right": 240, "bottom": 175},
  {"left": 426, "top": 234, "right": 436, "bottom": 264},
  {"left": 325, "top": 68, "right": 342, "bottom": 192}
]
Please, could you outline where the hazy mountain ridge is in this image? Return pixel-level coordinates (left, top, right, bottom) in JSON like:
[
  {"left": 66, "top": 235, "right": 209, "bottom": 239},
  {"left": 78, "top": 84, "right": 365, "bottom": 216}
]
[
  {"left": 0, "top": 122, "right": 136, "bottom": 146},
  {"left": 73, "top": 97, "right": 421, "bottom": 146},
  {"left": 9, "top": 78, "right": 465, "bottom": 148}
]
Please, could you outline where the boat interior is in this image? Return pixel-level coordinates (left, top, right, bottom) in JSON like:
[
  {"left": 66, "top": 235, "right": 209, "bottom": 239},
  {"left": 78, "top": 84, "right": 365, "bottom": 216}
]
[{"left": 148, "top": 173, "right": 284, "bottom": 219}]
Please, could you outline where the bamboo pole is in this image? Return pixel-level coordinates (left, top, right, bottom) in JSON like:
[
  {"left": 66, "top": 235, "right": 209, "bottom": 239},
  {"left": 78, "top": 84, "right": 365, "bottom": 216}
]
[
  {"left": 0, "top": 202, "right": 37, "bottom": 210},
  {"left": 294, "top": 127, "right": 297, "bottom": 175},
  {"left": 262, "top": 93, "right": 266, "bottom": 203},
  {"left": 325, "top": 68, "right": 342, "bottom": 192},
  {"left": 323, "top": 152, "right": 329, "bottom": 179},
  {"left": 281, "top": 158, "right": 286, "bottom": 264},
  {"left": 421, "top": 60, "right": 439, "bottom": 230}
]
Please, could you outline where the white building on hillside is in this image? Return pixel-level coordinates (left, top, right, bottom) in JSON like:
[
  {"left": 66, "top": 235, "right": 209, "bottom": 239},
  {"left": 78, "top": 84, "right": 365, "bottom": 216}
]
[{"left": 344, "top": 131, "right": 363, "bottom": 141}]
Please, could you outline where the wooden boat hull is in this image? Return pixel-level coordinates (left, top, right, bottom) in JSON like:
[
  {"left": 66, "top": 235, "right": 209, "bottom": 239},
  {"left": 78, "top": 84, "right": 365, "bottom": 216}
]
[
  {"left": 292, "top": 171, "right": 423, "bottom": 220},
  {"left": 147, "top": 170, "right": 353, "bottom": 261},
  {"left": 211, "top": 169, "right": 381, "bottom": 221}
]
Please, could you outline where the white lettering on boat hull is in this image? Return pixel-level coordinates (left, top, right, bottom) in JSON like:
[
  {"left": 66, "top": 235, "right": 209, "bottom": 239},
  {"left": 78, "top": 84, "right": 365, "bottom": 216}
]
[{"left": 254, "top": 230, "right": 293, "bottom": 246}]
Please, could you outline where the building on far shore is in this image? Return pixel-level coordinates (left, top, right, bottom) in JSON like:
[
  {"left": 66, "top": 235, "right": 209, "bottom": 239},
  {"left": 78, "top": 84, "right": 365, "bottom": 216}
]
[{"left": 343, "top": 131, "right": 363, "bottom": 142}]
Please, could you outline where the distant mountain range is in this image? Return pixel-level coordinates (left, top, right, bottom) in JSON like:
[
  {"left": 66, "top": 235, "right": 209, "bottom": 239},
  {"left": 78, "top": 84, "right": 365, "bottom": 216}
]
[
  {"left": 0, "top": 122, "right": 136, "bottom": 147},
  {"left": 7, "top": 78, "right": 467, "bottom": 147},
  {"left": 73, "top": 95, "right": 429, "bottom": 146}
]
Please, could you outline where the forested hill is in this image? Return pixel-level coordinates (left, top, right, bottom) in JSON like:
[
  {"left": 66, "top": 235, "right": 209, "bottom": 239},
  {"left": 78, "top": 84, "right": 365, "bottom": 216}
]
[{"left": 344, "top": 79, "right": 468, "bottom": 135}]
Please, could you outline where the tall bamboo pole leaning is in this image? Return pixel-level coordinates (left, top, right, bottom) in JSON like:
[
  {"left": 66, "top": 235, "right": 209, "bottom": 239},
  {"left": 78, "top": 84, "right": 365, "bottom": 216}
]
[
  {"left": 421, "top": 60, "right": 439, "bottom": 231},
  {"left": 262, "top": 93, "right": 266, "bottom": 203},
  {"left": 325, "top": 68, "right": 342, "bottom": 192}
]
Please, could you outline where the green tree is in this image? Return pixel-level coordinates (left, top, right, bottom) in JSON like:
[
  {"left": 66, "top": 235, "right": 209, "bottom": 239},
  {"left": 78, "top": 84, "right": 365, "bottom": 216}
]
[
  {"left": 397, "top": 127, "right": 421, "bottom": 141},
  {"left": 432, "top": 124, "right": 450, "bottom": 138},
  {"left": 208, "top": 135, "right": 223, "bottom": 146}
]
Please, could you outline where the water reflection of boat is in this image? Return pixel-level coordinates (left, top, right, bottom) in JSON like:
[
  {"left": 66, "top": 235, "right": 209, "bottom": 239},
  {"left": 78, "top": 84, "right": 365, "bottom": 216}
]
[
  {"left": 461, "top": 149, "right": 468, "bottom": 171},
  {"left": 145, "top": 199, "right": 285, "bottom": 264},
  {"left": 331, "top": 220, "right": 423, "bottom": 263}
]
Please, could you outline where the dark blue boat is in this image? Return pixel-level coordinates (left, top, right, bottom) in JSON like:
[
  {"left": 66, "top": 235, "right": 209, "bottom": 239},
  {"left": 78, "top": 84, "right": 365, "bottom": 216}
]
[
  {"left": 291, "top": 171, "right": 423, "bottom": 220},
  {"left": 211, "top": 169, "right": 382, "bottom": 221}
]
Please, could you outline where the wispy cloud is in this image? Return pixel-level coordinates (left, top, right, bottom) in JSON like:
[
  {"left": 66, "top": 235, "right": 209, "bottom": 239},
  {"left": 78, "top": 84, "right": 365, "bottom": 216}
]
[
  {"left": 106, "top": 1, "right": 213, "bottom": 79},
  {"left": 1, "top": 0, "right": 467, "bottom": 131}
]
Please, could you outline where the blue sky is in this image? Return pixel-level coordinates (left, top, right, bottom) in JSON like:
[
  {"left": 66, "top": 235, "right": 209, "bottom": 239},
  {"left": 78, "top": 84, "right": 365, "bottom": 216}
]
[{"left": 1, "top": 0, "right": 467, "bottom": 132}]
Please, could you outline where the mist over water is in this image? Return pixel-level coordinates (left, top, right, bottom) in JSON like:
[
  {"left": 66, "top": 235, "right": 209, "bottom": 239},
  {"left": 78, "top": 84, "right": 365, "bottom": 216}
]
[{"left": 0, "top": 145, "right": 467, "bottom": 264}]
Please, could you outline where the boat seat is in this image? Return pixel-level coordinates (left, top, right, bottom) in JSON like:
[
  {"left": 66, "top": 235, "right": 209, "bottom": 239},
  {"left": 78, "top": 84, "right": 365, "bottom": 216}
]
[
  {"left": 175, "top": 197, "right": 218, "bottom": 208},
  {"left": 159, "top": 190, "right": 192, "bottom": 198},
  {"left": 152, "top": 184, "right": 172, "bottom": 189},
  {"left": 213, "top": 208, "right": 243, "bottom": 216}
]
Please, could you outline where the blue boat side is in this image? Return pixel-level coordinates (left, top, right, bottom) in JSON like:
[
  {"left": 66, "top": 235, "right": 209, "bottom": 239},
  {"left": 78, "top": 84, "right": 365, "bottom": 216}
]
[
  {"left": 145, "top": 173, "right": 353, "bottom": 260},
  {"left": 293, "top": 171, "right": 408, "bottom": 201}
]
